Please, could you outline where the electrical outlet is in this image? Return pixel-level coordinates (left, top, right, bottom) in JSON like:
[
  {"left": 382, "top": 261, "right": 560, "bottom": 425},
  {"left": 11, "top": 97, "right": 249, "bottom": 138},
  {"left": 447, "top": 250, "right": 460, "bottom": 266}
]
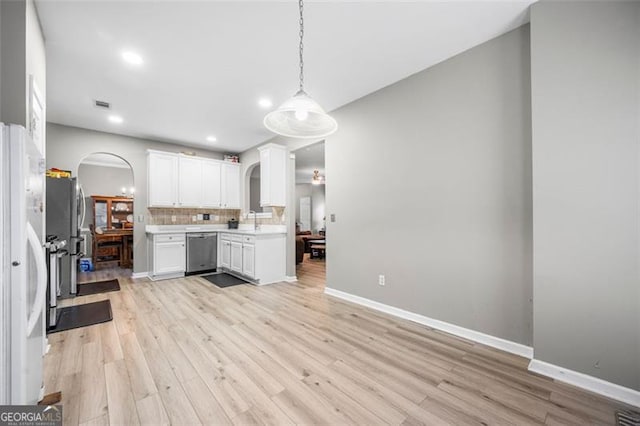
[
  {"left": 197, "top": 214, "right": 203, "bottom": 220},
  {"left": 330, "top": 214, "right": 336, "bottom": 222},
  {"left": 203, "top": 214, "right": 210, "bottom": 220},
  {"left": 192, "top": 215, "right": 197, "bottom": 222},
  {"left": 137, "top": 214, "right": 144, "bottom": 222},
  {"left": 378, "top": 275, "right": 385, "bottom": 286},
  {"left": 171, "top": 215, "right": 177, "bottom": 222}
]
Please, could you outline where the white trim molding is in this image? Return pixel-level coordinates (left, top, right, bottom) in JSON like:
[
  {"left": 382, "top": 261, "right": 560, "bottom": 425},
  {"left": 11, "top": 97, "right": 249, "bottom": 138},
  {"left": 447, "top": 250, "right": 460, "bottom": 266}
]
[
  {"left": 528, "top": 359, "right": 640, "bottom": 408},
  {"left": 285, "top": 276, "right": 298, "bottom": 282},
  {"left": 131, "top": 272, "right": 149, "bottom": 279},
  {"left": 324, "top": 287, "right": 533, "bottom": 359}
]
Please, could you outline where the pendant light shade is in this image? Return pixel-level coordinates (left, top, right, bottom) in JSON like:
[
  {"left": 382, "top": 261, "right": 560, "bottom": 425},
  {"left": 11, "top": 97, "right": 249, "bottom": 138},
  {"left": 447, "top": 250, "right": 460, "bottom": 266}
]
[
  {"left": 264, "top": 0, "right": 337, "bottom": 139},
  {"left": 264, "top": 90, "right": 337, "bottom": 139}
]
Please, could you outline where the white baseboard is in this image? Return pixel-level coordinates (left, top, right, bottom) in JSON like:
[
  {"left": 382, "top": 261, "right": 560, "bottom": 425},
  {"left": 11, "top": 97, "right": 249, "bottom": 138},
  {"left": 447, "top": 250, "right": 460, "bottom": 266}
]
[
  {"left": 131, "top": 271, "right": 149, "bottom": 279},
  {"left": 285, "top": 275, "right": 298, "bottom": 282},
  {"left": 529, "top": 359, "right": 640, "bottom": 408},
  {"left": 324, "top": 287, "right": 534, "bottom": 359}
]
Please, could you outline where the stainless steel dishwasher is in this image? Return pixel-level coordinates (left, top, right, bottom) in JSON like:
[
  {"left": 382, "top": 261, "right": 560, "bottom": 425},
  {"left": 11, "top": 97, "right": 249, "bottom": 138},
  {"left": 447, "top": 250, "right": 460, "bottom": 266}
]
[{"left": 186, "top": 232, "right": 217, "bottom": 275}]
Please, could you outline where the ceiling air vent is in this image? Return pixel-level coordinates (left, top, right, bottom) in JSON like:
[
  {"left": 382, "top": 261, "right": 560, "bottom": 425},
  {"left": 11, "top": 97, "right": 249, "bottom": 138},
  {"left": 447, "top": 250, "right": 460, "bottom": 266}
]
[{"left": 94, "top": 100, "right": 111, "bottom": 109}]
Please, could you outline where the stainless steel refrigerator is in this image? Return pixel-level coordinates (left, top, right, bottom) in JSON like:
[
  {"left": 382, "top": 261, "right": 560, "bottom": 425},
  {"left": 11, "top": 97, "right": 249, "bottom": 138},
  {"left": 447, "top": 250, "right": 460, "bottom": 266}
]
[{"left": 46, "top": 176, "right": 84, "bottom": 298}]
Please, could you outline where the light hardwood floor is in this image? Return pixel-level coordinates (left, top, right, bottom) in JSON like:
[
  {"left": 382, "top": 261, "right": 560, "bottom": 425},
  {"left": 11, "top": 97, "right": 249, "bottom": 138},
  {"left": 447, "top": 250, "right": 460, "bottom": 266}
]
[
  {"left": 45, "top": 255, "right": 632, "bottom": 425},
  {"left": 78, "top": 266, "right": 133, "bottom": 285}
]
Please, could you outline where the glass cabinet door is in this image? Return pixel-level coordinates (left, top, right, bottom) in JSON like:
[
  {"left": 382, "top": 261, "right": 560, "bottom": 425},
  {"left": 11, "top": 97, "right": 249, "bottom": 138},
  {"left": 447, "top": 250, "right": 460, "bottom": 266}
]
[{"left": 95, "top": 200, "right": 108, "bottom": 229}]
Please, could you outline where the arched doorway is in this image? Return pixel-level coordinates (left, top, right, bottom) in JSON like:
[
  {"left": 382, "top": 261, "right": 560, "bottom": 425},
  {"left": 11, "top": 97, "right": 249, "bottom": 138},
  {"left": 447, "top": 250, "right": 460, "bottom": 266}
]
[{"left": 76, "top": 152, "right": 135, "bottom": 281}]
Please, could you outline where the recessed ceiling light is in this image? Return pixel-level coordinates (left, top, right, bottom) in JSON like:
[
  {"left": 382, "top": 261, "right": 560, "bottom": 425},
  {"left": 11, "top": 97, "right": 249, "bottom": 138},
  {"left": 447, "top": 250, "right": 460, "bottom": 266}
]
[
  {"left": 258, "top": 98, "right": 273, "bottom": 109},
  {"left": 206, "top": 135, "right": 217, "bottom": 142},
  {"left": 108, "top": 115, "right": 123, "bottom": 124},
  {"left": 122, "top": 51, "right": 143, "bottom": 66}
]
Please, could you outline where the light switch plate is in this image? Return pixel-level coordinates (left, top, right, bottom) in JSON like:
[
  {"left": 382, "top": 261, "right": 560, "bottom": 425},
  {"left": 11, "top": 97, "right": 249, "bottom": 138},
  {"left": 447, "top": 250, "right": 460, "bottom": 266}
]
[
  {"left": 330, "top": 214, "right": 336, "bottom": 222},
  {"left": 197, "top": 214, "right": 203, "bottom": 220}
]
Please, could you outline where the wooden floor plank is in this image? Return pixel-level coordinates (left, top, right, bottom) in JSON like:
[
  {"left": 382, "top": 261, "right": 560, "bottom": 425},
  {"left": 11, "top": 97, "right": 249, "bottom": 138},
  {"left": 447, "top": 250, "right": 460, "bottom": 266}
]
[
  {"left": 104, "top": 360, "right": 140, "bottom": 426},
  {"left": 43, "top": 256, "right": 625, "bottom": 426}
]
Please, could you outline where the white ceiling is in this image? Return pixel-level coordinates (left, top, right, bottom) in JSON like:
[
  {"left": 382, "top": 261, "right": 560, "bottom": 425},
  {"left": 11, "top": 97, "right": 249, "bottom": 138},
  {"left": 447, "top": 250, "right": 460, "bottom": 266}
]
[{"left": 36, "top": 0, "right": 534, "bottom": 153}]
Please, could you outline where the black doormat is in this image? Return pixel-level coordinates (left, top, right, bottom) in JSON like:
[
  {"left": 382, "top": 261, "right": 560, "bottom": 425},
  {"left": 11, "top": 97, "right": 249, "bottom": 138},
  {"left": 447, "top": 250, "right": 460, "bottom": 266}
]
[
  {"left": 202, "top": 273, "right": 249, "bottom": 288},
  {"left": 48, "top": 300, "right": 113, "bottom": 334},
  {"left": 76, "top": 279, "right": 120, "bottom": 296}
]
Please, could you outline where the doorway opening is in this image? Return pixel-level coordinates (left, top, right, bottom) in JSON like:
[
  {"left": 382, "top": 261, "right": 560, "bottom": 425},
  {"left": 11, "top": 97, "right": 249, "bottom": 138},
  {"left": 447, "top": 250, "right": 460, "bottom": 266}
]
[
  {"left": 292, "top": 141, "right": 326, "bottom": 287},
  {"left": 76, "top": 152, "right": 134, "bottom": 283}
]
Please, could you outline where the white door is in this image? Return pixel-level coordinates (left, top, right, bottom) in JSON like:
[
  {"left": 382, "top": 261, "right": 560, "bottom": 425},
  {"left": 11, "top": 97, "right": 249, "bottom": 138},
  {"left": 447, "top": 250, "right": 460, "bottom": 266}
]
[
  {"left": 230, "top": 241, "right": 243, "bottom": 272},
  {"left": 299, "top": 196, "right": 311, "bottom": 232},
  {"left": 201, "top": 160, "right": 222, "bottom": 208},
  {"left": 242, "top": 244, "right": 255, "bottom": 278},
  {"left": 220, "top": 239, "right": 231, "bottom": 269},
  {"left": 221, "top": 163, "right": 240, "bottom": 209},
  {"left": 178, "top": 157, "right": 202, "bottom": 207},
  {"left": 154, "top": 242, "right": 186, "bottom": 275},
  {"left": 4, "top": 125, "right": 47, "bottom": 405},
  {"left": 148, "top": 153, "right": 178, "bottom": 207}
]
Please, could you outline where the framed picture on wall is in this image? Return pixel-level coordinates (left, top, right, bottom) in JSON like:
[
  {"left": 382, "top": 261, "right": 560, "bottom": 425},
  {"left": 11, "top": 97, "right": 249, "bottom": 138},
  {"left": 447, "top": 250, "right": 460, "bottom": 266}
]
[{"left": 28, "top": 75, "right": 45, "bottom": 156}]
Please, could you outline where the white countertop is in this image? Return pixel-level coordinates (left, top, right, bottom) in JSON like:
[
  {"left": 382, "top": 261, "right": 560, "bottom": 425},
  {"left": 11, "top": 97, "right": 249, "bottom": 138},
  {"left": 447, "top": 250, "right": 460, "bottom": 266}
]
[{"left": 145, "top": 224, "right": 286, "bottom": 236}]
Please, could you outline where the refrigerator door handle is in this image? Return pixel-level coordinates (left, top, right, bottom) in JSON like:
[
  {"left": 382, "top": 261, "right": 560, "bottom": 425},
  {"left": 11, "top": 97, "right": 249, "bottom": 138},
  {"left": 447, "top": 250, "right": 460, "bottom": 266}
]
[
  {"left": 26, "top": 223, "right": 47, "bottom": 336},
  {"left": 79, "top": 185, "right": 86, "bottom": 230}
]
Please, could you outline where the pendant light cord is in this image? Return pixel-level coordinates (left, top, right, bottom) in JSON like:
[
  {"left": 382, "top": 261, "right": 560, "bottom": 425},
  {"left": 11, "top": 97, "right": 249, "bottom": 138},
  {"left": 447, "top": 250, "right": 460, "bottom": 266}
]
[{"left": 298, "top": 0, "right": 305, "bottom": 93}]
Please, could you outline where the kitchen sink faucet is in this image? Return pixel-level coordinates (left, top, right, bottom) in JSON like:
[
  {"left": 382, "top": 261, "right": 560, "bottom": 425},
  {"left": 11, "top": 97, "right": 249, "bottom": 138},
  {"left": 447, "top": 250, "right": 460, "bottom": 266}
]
[{"left": 249, "top": 210, "right": 258, "bottom": 231}]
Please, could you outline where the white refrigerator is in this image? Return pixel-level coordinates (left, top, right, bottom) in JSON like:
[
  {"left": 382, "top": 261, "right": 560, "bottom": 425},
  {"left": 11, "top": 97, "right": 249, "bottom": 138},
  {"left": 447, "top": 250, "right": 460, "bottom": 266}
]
[{"left": 0, "top": 123, "right": 48, "bottom": 405}]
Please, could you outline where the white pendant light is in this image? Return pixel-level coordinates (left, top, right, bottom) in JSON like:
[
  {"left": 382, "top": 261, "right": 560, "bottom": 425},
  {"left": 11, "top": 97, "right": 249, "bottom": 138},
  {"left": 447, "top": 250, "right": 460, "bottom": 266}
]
[{"left": 264, "top": 0, "right": 337, "bottom": 139}]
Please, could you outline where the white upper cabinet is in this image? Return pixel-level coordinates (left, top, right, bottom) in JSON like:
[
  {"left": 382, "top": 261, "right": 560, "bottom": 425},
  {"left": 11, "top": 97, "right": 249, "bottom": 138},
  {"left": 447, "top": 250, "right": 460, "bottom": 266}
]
[
  {"left": 258, "top": 143, "right": 287, "bottom": 207},
  {"left": 221, "top": 163, "right": 240, "bottom": 209},
  {"left": 147, "top": 150, "right": 240, "bottom": 209},
  {"left": 148, "top": 151, "right": 179, "bottom": 207},
  {"left": 178, "top": 156, "right": 203, "bottom": 207},
  {"left": 201, "top": 160, "right": 222, "bottom": 208}
]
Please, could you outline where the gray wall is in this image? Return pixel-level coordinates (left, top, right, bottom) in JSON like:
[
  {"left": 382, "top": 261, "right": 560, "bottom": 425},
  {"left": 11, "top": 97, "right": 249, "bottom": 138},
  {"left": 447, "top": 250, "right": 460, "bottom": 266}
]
[
  {"left": 46, "top": 123, "right": 225, "bottom": 274},
  {"left": 531, "top": 1, "right": 640, "bottom": 390},
  {"left": 325, "top": 26, "right": 533, "bottom": 345},
  {"left": 311, "top": 184, "right": 325, "bottom": 233},
  {"left": 0, "top": 0, "right": 45, "bottom": 126},
  {"left": 1, "top": 0, "right": 27, "bottom": 125},
  {"left": 249, "top": 165, "right": 262, "bottom": 212}
]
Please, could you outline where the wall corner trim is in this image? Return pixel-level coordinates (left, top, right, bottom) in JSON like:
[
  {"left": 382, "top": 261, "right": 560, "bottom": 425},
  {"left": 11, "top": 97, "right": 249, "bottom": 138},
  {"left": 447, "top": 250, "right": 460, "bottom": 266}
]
[
  {"left": 131, "top": 272, "right": 149, "bottom": 279},
  {"left": 284, "top": 275, "right": 298, "bottom": 282},
  {"left": 324, "top": 287, "right": 533, "bottom": 359},
  {"left": 528, "top": 359, "right": 640, "bottom": 408}
]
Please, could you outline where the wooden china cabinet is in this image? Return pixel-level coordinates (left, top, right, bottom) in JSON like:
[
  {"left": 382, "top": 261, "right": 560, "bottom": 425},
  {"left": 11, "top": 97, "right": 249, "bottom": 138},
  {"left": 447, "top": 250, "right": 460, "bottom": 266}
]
[{"left": 91, "top": 195, "right": 134, "bottom": 269}]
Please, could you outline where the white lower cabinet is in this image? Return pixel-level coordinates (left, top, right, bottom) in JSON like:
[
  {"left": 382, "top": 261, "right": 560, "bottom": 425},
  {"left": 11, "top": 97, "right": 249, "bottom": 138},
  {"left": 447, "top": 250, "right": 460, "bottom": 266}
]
[
  {"left": 242, "top": 243, "right": 255, "bottom": 278},
  {"left": 230, "top": 241, "right": 243, "bottom": 273},
  {"left": 150, "top": 234, "right": 186, "bottom": 279},
  {"left": 220, "top": 239, "right": 231, "bottom": 269},
  {"left": 219, "top": 232, "right": 284, "bottom": 284}
]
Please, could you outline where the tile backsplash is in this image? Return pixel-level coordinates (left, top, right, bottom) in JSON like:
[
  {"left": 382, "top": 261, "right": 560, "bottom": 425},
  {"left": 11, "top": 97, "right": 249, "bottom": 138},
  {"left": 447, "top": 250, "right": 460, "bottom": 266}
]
[
  {"left": 239, "top": 206, "right": 286, "bottom": 225},
  {"left": 148, "top": 208, "right": 240, "bottom": 225},
  {"left": 148, "top": 206, "right": 286, "bottom": 226}
]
